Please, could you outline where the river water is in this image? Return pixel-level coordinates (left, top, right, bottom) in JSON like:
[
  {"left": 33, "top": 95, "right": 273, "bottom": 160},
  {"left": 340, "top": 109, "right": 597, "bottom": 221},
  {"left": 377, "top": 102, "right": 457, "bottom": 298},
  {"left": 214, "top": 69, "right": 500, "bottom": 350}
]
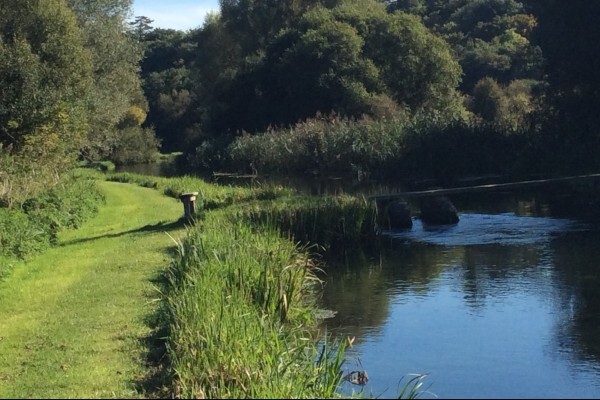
[
  {"left": 116, "top": 164, "right": 600, "bottom": 398},
  {"left": 320, "top": 189, "right": 600, "bottom": 399}
]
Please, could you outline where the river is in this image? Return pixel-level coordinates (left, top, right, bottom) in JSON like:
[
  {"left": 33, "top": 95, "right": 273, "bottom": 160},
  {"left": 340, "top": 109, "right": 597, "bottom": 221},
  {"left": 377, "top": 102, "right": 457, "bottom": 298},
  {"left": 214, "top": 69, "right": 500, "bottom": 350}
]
[
  {"left": 116, "top": 164, "right": 600, "bottom": 398},
  {"left": 322, "top": 189, "right": 600, "bottom": 399}
]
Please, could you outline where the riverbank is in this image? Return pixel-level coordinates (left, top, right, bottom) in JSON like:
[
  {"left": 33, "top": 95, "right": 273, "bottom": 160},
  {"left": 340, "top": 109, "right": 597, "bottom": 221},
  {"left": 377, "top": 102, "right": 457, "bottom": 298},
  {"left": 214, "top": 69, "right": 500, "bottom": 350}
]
[
  {"left": 105, "top": 172, "right": 376, "bottom": 398},
  {"left": 0, "top": 180, "right": 186, "bottom": 398},
  {"left": 0, "top": 172, "right": 381, "bottom": 398}
]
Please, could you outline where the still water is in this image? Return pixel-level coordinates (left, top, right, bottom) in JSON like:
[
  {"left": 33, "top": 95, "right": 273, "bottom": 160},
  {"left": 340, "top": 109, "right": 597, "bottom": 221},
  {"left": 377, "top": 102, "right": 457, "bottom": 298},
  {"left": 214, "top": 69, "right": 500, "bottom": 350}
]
[
  {"left": 116, "top": 164, "right": 600, "bottom": 398},
  {"left": 320, "top": 191, "right": 600, "bottom": 399}
]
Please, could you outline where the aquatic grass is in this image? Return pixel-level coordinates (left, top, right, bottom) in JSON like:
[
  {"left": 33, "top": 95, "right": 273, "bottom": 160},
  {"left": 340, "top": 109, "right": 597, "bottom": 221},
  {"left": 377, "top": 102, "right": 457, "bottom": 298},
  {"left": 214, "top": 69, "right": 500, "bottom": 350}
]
[
  {"left": 397, "top": 374, "right": 435, "bottom": 399},
  {"left": 226, "top": 115, "right": 408, "bottom": 177},
  {"left": 230, "top": 194, "right": 379, "bottom": 255}
]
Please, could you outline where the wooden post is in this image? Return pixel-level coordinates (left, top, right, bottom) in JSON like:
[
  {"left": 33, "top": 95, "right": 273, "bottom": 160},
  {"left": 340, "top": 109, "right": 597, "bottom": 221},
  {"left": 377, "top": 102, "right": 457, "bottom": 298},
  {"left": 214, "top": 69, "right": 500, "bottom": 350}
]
[{"left": 179, "top": 192, "right": 199, "bottom": 220}]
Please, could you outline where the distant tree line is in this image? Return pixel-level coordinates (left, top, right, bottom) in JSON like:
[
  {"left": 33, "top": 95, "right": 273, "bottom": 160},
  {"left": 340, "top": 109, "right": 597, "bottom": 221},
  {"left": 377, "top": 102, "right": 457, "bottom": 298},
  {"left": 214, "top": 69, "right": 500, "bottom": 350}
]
[
  {"left": 136, "top": 0, "right": 600, "bottom": 178},
  {"left": 2, "top": 0, "right": 600, "bottom": 205}
]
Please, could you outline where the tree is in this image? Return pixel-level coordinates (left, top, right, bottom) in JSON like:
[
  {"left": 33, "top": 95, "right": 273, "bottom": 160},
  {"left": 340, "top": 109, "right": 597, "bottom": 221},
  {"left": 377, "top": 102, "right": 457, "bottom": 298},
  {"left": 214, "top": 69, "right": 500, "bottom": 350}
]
[
  {"left": 140, "top": 28, "right": 199, "bottom": 151},
  {"left": 0, "top": 0, "right": 92, "bottom": 152},
  {"left": 129, "top": 15, "right": 154, "bottom": 41},
  {"left": 204, "top": 0, "right": 465, "bottom": 133},
  {"left": 0, "top": 0, "right": 94, "bottom": 205},
  {"left": 67, "top": 0, "right": 158, "bottom": 162}
]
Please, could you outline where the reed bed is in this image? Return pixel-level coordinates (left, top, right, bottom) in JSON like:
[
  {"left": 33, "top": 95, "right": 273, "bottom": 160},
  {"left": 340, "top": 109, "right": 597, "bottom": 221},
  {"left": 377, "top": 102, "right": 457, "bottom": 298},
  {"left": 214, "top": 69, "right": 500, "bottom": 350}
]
[{"left": 230, "top": 195, "right": 379, "bottom": 255}]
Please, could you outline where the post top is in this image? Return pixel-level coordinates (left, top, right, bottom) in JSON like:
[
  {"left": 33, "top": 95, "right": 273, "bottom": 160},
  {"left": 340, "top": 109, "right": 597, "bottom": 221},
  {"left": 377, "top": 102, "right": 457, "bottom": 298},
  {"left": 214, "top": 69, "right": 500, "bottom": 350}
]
[{"left": 179, "top": 192, "right": 199, "bottom": 199}]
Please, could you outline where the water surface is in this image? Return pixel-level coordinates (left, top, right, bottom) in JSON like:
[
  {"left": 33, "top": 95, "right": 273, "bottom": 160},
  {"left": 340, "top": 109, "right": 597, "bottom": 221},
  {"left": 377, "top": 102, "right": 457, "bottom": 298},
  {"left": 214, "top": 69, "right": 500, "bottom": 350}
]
[{"left": 320, "top": 202, "right": 600, "bottom": 399}]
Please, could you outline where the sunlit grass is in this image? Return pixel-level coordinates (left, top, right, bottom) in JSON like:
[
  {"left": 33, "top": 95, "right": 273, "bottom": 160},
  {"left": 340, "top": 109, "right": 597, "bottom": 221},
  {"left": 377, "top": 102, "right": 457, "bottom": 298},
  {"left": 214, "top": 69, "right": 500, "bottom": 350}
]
[{"left": 0, "top": 181, "right": 186, "bottom": 398}]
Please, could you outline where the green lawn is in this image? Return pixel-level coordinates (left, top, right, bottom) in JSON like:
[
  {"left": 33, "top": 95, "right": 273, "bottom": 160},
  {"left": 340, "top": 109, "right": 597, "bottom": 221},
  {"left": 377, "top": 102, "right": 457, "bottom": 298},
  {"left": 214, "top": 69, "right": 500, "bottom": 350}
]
[{"left": 0, "top": 181, "right": 187, "bottom": 398}]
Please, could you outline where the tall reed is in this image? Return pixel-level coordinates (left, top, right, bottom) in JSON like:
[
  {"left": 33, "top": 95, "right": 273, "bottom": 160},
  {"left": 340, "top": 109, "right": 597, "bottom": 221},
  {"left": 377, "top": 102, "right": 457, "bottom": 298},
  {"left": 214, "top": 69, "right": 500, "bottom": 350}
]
[{"left": 230, "top": 195, "right": 379, "bottom": 255}]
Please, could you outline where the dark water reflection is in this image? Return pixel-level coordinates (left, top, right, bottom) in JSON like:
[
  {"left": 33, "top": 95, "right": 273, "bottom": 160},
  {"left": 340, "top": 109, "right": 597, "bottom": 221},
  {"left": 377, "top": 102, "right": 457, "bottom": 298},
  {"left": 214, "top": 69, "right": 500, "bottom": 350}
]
[{"left": 321, "top": 202, "right": 600, "bottom": 399}]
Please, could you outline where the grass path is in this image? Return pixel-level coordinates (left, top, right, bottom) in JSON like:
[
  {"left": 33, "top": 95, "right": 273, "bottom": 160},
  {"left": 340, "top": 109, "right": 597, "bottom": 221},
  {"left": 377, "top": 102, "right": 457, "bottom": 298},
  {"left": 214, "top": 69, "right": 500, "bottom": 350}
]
[{"left": 0, "top": 181, "right": 186, "bottom": 398}]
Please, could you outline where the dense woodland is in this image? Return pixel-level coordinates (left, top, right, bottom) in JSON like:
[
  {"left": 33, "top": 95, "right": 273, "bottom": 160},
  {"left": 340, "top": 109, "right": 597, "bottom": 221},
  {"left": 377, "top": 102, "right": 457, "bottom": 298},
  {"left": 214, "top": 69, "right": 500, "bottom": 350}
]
[{"left": 2, "top": 0, "right": 600, "bottom": 208}]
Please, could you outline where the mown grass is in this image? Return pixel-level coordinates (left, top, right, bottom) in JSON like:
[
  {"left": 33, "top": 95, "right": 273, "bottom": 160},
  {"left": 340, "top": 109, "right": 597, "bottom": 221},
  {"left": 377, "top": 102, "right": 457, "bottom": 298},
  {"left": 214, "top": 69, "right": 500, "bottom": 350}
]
[{"left": 0, "top": 181, "right": 186, "bottom": 398}]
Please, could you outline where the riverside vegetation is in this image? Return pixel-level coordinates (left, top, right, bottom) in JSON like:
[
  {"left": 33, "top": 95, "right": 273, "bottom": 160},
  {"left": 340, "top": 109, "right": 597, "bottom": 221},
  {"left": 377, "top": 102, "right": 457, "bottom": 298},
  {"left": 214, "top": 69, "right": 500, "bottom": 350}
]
[{"left": 2, "top": 169, "right": 428, "bottom": 398}]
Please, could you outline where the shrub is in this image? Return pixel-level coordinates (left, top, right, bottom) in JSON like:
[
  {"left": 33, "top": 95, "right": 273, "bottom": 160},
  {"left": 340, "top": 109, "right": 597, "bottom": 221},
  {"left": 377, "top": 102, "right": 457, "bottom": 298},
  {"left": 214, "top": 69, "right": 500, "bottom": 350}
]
[
  {"left": 0, "top": 174, "right": 104, "bottom": 264},
  {"left": 0, "top": 208, "right": 51, "bottom": 260}
]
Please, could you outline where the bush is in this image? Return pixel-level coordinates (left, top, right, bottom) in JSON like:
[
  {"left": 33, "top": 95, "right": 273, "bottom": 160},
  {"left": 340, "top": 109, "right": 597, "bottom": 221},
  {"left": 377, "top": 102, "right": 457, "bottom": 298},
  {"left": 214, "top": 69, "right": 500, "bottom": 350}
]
[
  {"left": 0, "top": 208, "right": 51, "bottom": 260},
  {"left": 0, "top": 174, "right": 104, "bottom": 264}
]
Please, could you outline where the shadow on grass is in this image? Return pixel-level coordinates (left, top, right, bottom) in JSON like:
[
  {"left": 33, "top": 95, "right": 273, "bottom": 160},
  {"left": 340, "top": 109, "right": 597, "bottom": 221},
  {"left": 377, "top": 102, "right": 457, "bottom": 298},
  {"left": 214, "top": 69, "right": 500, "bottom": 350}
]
[
  {"left": 59, "top": 218, "right": 193, "bottom": 247},
  {"left": 135, "top": 248, "right": 182, "bottom": 397}
]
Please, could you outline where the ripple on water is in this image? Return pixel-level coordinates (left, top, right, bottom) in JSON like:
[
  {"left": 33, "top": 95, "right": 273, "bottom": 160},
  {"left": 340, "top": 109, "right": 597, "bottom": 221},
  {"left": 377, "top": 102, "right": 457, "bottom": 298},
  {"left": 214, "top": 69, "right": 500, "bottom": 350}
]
[{"left": 383, "top": 213, "right": 588, "bottom": 246}]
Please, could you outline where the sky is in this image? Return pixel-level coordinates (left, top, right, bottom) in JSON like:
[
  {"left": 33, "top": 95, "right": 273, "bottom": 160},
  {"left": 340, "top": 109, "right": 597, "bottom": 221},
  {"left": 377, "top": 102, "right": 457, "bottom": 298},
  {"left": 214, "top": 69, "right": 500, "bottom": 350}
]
[{"left": 131, "top": 0, "right": 220, "bottom": 31}]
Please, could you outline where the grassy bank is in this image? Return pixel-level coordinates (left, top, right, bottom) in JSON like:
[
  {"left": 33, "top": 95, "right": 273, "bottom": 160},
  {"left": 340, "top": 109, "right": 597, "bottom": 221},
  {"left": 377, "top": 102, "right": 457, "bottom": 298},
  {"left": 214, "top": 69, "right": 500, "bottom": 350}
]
[
  {"left": 0, "top": 180, "right": 186, "bottom": 398},
  {"left": 106, "top": 172, "right": 381, "bottom": 398},
  {"left": 1, "top": 171, "right": 404, "bottom": 398},
  {"left": 1, "top": 172, "right": 105, "bottom": 279}
]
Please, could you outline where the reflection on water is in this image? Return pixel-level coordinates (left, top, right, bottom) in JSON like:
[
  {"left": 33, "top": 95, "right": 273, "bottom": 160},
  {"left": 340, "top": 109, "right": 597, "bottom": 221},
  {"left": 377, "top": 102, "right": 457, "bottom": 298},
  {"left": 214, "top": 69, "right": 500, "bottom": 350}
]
[{"left": 320, "top": 206, "right": 600, "bottom": 399}]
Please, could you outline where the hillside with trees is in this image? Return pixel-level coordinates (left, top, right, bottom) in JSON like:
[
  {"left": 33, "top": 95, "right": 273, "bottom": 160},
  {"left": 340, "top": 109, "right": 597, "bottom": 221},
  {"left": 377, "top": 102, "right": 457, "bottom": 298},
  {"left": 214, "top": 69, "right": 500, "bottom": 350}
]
[{"left": 135, "top": 0, "right": 600, "bottom": 180}]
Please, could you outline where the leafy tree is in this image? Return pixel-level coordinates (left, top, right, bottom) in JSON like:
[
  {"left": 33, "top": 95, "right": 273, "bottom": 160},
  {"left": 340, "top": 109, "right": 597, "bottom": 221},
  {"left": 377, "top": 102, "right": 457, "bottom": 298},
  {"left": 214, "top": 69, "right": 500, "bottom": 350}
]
[
  {"left": 0, "top": 0, "right": 93, "bottom": 206},
  {"left": 0, "top": 0, "right": 92, "bottom": 152},
  {"left": 204, "top": 0, "right": 465, "bottom": 133},
  {"left": 67, "top": 0, "right": 158, "bottom": 162},
  {"left": 129, "top": 15, "right": 155, "bottom": 41},
  {"left": 389, "top": 0, "right": 544, "bottom": 92},
  {"left": 469, "top": 77, "right": 539, "bottom": 131},
  {"left": 140, "top": 28, "right": 199, "bottom": 151},
  {"left": 522, "top": 0, "right": 600, "bottom": 172}
]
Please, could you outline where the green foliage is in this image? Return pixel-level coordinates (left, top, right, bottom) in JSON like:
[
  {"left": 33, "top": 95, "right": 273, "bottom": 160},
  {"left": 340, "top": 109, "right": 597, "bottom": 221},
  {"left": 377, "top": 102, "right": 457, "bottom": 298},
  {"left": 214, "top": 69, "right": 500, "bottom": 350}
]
[
  {"left": 0, "top": 208, "right": 51, "bottom": 260},
  {"left": 164, "top": 206, "right": 349, "bottom": 398},
  {"left": 110, "top": 126, "right": 161, "bottom": 165},
  {"left": 140, "top": 28, "right": 198, "bottom": 152},
  {"left": 0, "top": 0, "right": 93, "bottom": 154},
  {"left": 232, "top": 194, "right": 378, "bottom": 254},
  {"left": 105, "top": 172, "right": 294, "bottom": 211},
  {"left": 22, "top": 177, "right": 104, "bottom": 239},
  {"left": 226, "top": 114, "right": 408, "bottom": 176},
  {"left": 469, "top": 77, "right": 542, "bottom": 131},
  {"left": 67, "top": 0, "right": 156, "bottom": 161},
  {"left": 391, "top": 0, "right": 544, "bottom": 93},
  {"left": 221, "top": 113, "right": 538, "bottom": 183},
  {"left": 0, "top": 173, "right": 104, "bottom": 264}
]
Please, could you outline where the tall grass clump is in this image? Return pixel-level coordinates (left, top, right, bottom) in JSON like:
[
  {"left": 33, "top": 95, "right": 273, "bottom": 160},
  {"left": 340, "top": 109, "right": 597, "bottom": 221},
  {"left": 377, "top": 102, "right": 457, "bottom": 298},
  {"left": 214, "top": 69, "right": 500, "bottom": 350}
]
[
  {"left": 221, "top": 113, "right": 537, "bottom": 184},
  {"left": 0, "top": 208, "right": 51, "bottom": 260},
  {"left": 231, "top": 195, "right": 378, "bottom": 256},
  {"left": 0, "top": 171, "right": 104, "bottom": 277},
  {"left": 396, "top": 118, "right": 532, "bottom": 183},
  {"left": 164, "top": 213, "right": 349, "bottom": 398}
]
